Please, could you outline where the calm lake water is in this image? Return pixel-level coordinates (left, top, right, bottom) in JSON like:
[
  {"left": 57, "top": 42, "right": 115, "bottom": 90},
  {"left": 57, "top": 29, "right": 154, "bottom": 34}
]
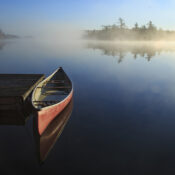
[{"left": 1, "top": 39, "right": 175, "bottom": 174}]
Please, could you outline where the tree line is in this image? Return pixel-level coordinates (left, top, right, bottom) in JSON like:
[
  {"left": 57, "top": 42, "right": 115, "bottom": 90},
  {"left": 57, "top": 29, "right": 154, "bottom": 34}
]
[
  {"left": 84, "top": 18, "right": 175, "bottom": 41},
  {"left": 0, "top": 29, "right": 18, "bottom": 39},
  {"left": 0, "top": 29, "right": 6, "bottom": 39}
]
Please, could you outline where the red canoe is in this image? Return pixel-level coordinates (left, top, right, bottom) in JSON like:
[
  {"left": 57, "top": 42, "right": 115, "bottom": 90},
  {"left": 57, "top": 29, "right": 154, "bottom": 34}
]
[{"left": 32, "top": 67, "right": 73, "bottom": 135}]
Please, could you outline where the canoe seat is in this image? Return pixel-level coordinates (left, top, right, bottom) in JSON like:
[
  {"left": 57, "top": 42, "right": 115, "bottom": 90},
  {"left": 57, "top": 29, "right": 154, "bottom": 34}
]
[
  {"left": 45, "top": 80, "right": 67, "bottom": 83},
  {"left": 33, "top": 100, "right": 59, "bottom": 106},
  {"left": 49, "top": 80, "right": 65, "bottom": 82},
  {"left": 44, "top": 80, "right": 68, "bottom": 84},
  {"left": 47, "top": 82, "right": 63, "bottom": 84},
  {"left": 36, "top": 86, "right": 71, "bottom": 89},
  {"left": 33, "top": 100, "right": 58, "bottom": 103},
  {"left": 42, "top": 92, "right": 68, "bottom": 95}
]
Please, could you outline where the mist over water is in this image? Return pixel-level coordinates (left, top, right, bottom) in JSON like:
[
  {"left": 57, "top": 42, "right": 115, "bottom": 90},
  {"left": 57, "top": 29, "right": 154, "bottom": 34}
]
[
  {"left": 2, "top": 0, "right": 175, "bottom": 173},
  {"left": 1, "top": 38, "right": 175, "bottom": 174}
]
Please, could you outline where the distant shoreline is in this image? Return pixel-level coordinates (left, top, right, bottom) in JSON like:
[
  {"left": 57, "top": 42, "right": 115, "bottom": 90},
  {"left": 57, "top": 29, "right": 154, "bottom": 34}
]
[
  {"left": 84, "top": 18, "right": 175, "bottom": 41},
  {"left": 0, "top": 29, "right": 19, "bottom": 40}
]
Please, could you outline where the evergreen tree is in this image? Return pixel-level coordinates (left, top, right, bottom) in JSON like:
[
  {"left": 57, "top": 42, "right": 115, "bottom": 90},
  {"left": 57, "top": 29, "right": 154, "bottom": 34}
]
[
  {"left": 133, "top": 23, "right": 139, "bottom": 31},
  {"left": 118, "top": 18, "right": 126, "bottom": 29}
]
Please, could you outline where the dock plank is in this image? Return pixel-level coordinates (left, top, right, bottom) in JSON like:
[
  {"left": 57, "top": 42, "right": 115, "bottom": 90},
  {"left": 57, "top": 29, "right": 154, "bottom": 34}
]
[{"left": 0, "top": 74, "right": 45, "bottom": 109}]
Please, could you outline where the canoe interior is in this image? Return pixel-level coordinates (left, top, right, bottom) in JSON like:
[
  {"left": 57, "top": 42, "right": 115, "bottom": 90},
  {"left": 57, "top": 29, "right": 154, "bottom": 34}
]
[{"left": 32, "top": 68, "right": 72, "bottom": 109}]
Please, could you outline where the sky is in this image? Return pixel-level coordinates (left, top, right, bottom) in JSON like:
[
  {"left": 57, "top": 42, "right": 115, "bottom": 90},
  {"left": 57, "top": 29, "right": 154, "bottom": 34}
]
[{"left": 0, "top": 0, "right": 175, "bottom": 36}]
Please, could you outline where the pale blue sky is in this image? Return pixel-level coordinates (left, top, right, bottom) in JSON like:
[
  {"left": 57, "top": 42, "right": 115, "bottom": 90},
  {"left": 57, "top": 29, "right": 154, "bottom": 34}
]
[{"left": 0, "top": 0, "right": 175, "bottom": 35}]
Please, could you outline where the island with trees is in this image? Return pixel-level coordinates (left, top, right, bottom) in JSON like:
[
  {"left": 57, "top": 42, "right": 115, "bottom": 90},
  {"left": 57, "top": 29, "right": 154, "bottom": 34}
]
[
  {"left": 84, "top": 18, "right": 175, "bottom": 41},
  {"left": 0, "top": 29, "right": 18, "bottom": 39}
]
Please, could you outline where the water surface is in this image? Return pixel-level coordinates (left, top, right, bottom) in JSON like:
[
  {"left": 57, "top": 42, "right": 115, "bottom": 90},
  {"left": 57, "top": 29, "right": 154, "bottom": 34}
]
[{"left": 1, "top": 39, "right": 175, "bottom": 174}]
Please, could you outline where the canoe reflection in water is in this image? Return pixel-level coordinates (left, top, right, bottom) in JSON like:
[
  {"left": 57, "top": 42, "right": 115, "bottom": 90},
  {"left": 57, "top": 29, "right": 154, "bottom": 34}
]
[{"left": 33, "top": 99, "right": 73, "bottom": 163}]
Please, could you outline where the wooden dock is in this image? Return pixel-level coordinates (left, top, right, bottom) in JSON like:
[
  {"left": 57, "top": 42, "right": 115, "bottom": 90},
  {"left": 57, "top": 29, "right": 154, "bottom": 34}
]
[
  {"left": 0, "top": 74, "right": 45, "bottom": 110},
  {"left": 0, "top": 110, "right": 29, "bottom": 125}
]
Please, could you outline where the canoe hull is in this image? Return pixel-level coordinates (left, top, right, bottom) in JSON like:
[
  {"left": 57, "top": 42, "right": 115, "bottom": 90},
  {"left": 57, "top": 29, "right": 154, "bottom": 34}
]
[{"left": 37, "top": 90, "right": 73, "bottom": 135}]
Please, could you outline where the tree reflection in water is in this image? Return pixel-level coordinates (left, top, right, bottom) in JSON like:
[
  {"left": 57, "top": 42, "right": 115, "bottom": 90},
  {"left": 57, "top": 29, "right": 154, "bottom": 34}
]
[
  {"left": 86, "top": 41, "right": 175, "bottom": 63},
  {"left": 0, "top": 42, "right": 5, "bottom": 51}
]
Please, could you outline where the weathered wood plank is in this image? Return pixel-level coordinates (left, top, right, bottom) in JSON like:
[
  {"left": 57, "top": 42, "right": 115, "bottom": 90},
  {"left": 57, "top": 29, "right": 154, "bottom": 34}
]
[{"left": 0, "top": 74, "right": 45, "bottom": 109}]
